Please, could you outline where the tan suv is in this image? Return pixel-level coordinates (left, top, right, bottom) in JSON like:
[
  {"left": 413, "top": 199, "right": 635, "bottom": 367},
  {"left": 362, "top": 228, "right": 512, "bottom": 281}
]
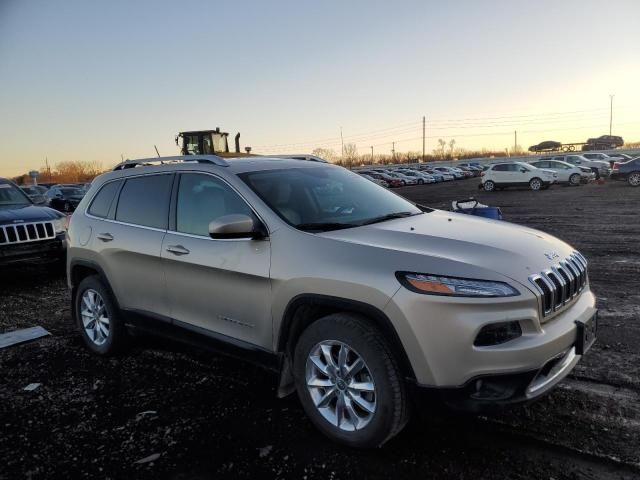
[{"left": 67, "top": 155, "right": 597, "bottom": 447}]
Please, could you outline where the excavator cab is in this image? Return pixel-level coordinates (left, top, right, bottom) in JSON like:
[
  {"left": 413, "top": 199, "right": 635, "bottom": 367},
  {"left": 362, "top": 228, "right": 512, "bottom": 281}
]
[{"left": 176, "top": 128, "right": 248, "bottom": 157}]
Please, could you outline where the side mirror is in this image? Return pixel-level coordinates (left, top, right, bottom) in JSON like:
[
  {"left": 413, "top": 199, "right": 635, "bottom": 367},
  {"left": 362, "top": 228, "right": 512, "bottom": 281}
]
[
  {"left": 520, "top": 168, "right": 527, "bottom": 173},
  {"left": 55, "top": 193, "right": 63, "bottom": 198},
  {"left": 209, "top": 214, "right": 266, "bottom": 240}
]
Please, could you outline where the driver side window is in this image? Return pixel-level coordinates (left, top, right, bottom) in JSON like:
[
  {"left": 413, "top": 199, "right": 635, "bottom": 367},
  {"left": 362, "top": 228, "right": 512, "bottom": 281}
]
[{"left": 176, "top": 173, "right": 253, "bottom": 237}]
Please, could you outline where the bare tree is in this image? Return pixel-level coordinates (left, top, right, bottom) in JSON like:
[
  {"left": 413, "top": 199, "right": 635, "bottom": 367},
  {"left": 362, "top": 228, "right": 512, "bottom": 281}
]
[
  {"left": 342, "top": 143, "right": 358, "bottom": 168},
  {"left": 449, "top": 139, "right": 456, "bottom": 158},
  {"left": 311, "top": 148, "right": 338, "bottom": 163},
  {"left": 437, "top": 139, "right": 447, "bottom": 159}
]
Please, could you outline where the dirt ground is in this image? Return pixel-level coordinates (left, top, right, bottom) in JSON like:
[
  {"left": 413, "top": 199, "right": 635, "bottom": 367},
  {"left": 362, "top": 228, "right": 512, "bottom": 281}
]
[{"left": 1, "top": 178, "right": 639, "bottom": 480}]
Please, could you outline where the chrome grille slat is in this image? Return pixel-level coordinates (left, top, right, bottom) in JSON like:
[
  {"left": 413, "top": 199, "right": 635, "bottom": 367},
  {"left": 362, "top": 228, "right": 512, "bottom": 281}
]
[
  {"left": 529, "top": 251, "right": 588, "bottom": 320},
  {"left": 0, "top": 221, "right": 56, "bottom": 245}
]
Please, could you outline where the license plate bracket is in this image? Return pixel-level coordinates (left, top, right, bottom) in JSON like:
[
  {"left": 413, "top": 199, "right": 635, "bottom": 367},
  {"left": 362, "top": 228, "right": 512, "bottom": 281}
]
[{"left": 575, "top": 310, "right": 598, "bottom": 355}]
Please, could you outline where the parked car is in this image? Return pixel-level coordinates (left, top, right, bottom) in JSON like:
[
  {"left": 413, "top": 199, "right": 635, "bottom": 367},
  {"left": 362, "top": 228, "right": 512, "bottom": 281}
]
[
  {"left": 365, "top": 172, "right": 404, "bottom": 188},
  {"left": 528, "top": 160, "right": 591, "bottom": 185},
  {"left": 584, "top": 135, "right": 623, "bottom": 150},
  {"left": 45, "top": 186, "right": 85, "bottom": 212},
  {"left": 610, "top": 157, "right": 640, "bottom": 186},
  {"left": 20, "top": 185, "right": 47, "bottom": 204},
  {"left": 528, "top": 140, "right": 562, "bottom": 152},
  {"left": 68, "top": 155, "right": 596, "bottom": 447},
  {"left": 481, "top": 162, "right": 557, "bottom": 191},
  {"left": 539, "top": 154, "right": 610, "bottom": 179},
  {"left": 396, "top": 170, "right": 434, "bottom": 184},
  {"left": 434, "top": 166, "right": 463, "bottom": 180},
  {"left": 0, "top": 177, "right": 67, "bottom": 266},
  {"left": 360, "top": 174, "right": 389, "bottom": 188},
  {"left": 386, "top": 171, "right": 418, "bottom": 186}
]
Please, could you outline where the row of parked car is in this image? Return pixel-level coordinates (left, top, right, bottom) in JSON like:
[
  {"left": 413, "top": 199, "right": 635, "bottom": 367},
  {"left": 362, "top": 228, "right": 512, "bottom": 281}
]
[
  {"left": 480, "top": 152, "right": 640, "bottom": 191},
  {"left": 19, "top": 182, "right": 89, "bottom": 212},
  {"left": 357, "top": 163, "right": 482, "bottom": 188}
]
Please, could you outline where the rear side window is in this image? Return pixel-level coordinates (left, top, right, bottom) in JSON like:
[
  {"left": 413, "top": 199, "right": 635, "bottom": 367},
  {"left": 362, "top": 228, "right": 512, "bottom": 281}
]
[
  {"left": 115, "top": 175, "right": 173, "bottom": 229},
  {"left": 88, "top": 181, "right": 121, "bottom": 218},
  {"left": 492, "top": 164, "right": 508, "bottom": 171}
]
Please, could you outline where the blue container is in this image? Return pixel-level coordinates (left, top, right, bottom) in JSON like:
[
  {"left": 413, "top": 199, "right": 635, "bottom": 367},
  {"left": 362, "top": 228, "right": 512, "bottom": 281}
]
[{"left": 452, "top": 198, "right": 503, "bottom": 220}]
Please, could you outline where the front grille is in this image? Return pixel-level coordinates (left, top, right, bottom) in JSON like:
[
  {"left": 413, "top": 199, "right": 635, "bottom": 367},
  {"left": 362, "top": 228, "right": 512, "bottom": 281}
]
[
  {"left": 0, "top": 221, "right": 56, "bottom": 245},
  {"left": 529, "top": 252, "right": 588, "bottom": 319}
]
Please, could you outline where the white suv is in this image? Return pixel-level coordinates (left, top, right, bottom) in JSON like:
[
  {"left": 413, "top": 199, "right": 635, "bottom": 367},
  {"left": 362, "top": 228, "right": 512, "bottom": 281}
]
[{"left": 481, "top": 162, "right": 557, "bottom": 191}]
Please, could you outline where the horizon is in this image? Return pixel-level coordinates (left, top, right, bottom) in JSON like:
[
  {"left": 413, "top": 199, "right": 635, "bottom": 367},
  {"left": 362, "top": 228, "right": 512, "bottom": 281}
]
[{"left": 1, "top": 0, "right": 639, "bottom": 176}]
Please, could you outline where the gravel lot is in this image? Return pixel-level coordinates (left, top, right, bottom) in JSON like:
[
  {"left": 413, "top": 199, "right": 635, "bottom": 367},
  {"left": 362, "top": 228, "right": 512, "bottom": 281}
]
[{"left": 1, "top": 178, "right": 639, "bottom": 480}]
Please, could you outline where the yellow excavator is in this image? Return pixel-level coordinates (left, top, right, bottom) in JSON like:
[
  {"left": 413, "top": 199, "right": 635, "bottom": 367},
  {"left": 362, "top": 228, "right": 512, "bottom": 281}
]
[{"left": 175, "top": 128, "right": 252, "bottom": 157}]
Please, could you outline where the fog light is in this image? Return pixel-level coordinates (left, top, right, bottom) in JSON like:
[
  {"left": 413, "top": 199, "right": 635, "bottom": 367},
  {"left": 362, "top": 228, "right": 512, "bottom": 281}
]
[{"left": 474, "top": 321, "right": 522, "bottom": 347}]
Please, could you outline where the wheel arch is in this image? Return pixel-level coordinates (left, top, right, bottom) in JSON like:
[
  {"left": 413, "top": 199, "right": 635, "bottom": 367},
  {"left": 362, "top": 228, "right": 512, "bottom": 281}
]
[
  {"left": 69, "top": 259, "right": 121, "bottom": 312},
  {"left": 277, "top": 294, "right": 417, "bottom": 384}
]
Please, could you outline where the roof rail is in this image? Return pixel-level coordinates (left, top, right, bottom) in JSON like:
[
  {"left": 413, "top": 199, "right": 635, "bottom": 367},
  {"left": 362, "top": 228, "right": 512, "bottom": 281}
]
[
  {"left": 264, "top": 154, "right": 328, "bottom": 163},
  {"left": 112, "top": 155, "right": 229, "bottom": 171}
]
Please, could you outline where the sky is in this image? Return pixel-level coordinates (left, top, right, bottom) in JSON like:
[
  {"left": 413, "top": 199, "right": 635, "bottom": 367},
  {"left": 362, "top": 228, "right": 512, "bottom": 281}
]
[{"left": 1, "top": 0, "right": 639, "bottom": 176}]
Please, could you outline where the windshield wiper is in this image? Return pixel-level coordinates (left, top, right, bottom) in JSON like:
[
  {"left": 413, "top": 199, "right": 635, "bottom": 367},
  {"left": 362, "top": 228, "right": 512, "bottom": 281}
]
[
  {"left": 359, "top": 211, "right": 420, "bottom": 226},
  {"left": 295, "top": 222, "right": 357, "bottom": 232}
]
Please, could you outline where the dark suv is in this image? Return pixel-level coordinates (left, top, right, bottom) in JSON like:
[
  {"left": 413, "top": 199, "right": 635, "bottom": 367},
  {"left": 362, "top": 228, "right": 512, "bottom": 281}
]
[
  {"left": 0, "top": 178, "right": 67, "bottom": 266},
  {"left": 610, "top": 157, "right": 640, "bottom": 186}
]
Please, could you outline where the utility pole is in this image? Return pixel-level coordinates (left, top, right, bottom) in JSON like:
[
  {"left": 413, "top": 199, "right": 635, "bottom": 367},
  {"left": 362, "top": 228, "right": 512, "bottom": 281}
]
[
  {"left": 422, "top": 115, "right": 426, "bottom": 163},
  {"left": 340, "top": 127, "right": 344, "bottom": 159},
  {"left": 514, "top": 130, "right": 517, "bottom": 155},
  {"left": 609, "top": 94, "right": 614, "bottom": 136},
  {"left": 371, "top": 145, "right": 374, "bottom": 163},
  {"left": 392, "top": 141, "right": 395, "bottom": 162}
]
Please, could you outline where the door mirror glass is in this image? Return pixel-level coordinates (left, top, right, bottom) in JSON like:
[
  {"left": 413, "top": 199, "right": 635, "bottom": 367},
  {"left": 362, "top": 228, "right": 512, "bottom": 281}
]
[{"left": 209, "top": 214, "right": 264, "bottom": 240}]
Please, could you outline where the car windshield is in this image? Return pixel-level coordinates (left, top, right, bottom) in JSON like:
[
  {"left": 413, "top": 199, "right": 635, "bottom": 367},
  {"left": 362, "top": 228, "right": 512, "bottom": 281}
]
[
  {"left": 0, "top": 183, "right": 31, "bottom": 206},
  {"left": 61, "top": 188, "right": 84, "bottom": 196},
  {"left": 240, "top": 166, "right": 423, "bottom": 231}
]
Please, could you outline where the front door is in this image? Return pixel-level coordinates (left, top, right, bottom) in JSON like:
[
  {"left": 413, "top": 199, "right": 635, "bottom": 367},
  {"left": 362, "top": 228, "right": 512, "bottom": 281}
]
[{"left": 161, "top": 172, "right": 272, "bottom": 349}]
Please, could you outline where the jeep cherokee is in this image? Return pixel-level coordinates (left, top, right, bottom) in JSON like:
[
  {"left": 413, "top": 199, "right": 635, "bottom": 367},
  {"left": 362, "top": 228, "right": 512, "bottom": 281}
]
[{"left": 67, "top": 155, "right": 597, "bottom": 447}]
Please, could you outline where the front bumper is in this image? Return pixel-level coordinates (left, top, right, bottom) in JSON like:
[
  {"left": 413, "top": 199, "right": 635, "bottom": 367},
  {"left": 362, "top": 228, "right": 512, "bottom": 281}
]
[
  {"left": 0, "top": 233, "right": 66, "bottom": 265},
  {"left": 385, "top": 283, "right": 596, "bottom": 394}
]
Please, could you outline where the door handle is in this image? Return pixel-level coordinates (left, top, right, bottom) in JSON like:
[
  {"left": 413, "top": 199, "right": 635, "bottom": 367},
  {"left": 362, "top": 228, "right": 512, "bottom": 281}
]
[
  {"left": 166, "top": 244, "right": 190, "bottom": 256},
  {"left": 96, "top": 233, "right": 114, "bottom": 242}
]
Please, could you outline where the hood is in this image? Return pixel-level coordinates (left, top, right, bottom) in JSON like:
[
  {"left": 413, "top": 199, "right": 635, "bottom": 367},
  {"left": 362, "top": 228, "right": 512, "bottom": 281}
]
[
  {"left": 320, "top": 210, "right": 576, "bottom": 286},
  {"left": 0, "top": 204, "right": 63, "bottom": 225}
]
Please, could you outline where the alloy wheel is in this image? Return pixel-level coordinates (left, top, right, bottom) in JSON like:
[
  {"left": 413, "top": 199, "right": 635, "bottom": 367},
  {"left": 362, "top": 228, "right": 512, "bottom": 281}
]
[
  {"left": 628, "top": 172, "right": 640, "bottom": 186},
  {"left": 305, "top": 340, "right": 377, "bottom": 432},
  {"left": 530, "top": 179, "right": 542, "bottom": 191},
  {"left": 80, "top": 289, "right": 110, "bottom": 346}
]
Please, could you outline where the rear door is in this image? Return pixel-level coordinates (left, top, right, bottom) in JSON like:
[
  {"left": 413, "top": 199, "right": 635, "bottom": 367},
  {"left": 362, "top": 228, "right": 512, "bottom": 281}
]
[
  {"left": 489, "top": 164, "right": 509, "bottom": 184},
  {"left": 161, "top": 172, "right": 272, "bottom": 349},
  {"left": 88, "top": 173, "right": 174, "bottom": 318}
]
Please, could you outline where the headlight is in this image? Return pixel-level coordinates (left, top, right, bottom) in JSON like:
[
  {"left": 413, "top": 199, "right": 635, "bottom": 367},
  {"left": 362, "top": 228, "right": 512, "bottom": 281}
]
[
  {"left": 52, "top": 218, "right": 66, "bottom": 233},
  {"left": 397, "top": 272, "right": 519, "bottom": 297}
]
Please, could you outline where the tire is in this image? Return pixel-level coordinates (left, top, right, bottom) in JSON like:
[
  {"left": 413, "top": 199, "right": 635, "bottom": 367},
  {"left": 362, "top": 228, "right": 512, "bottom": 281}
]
[
  {"left": 417, "top": 179, "right": 424, "bottom": 185},
  {"left": 73, "top": 275, "right": 128, "bottom": 355},
  {"left": 529, "top": 178, "right": 542, "bottom": 191},
  {"left": 628, "top": 172, "right": 640, "bottom": 187},
  {"left": 483, "top": 180, "right": 495, "bottom": 192},
  {"left": 293, "top": 313, "right": 409, "bottom": 448},
  {"left": 400, "top": 180, "right": 406, "bottom": 186},
  {"left": 63, "top": 201, "right": 71, "bottom": 213},
  {"left": 569, "top": 173, "right": 581, "bottom": 186}
]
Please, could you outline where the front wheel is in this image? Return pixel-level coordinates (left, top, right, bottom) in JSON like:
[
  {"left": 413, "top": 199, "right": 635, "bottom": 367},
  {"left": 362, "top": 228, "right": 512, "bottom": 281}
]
[
  {"left": 417, "top": 179, "right": 424, "bottom": 185},
  {"left": 569, "top": 173, "right": 581, "bottom": 186},
  {"left": 483, "top": 180, "right": 495, "bottom": 192},
  {"left": 529, "top": 178, "right": 542, "bottom": 191},
  {"left": 294, "top": 313, "right": 409, "bottom": 448},
  {"left": 628, "top": 172, "right": 640, "bottom": 187}
]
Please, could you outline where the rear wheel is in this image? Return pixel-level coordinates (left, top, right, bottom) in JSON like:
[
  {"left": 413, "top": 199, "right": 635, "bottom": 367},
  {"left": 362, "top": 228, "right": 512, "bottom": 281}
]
[
  {"left": 417, "top": 179, "right": 424, "bottom": 185},
  {"left": 293, "top": 313, "right": 409, "bottom": 448},
  {"left": 529, "top": 178, "right": 542, "bottom": 191},
  {"left": 74, "top": 276, "right": 128, "bottom": 355},
  {"left": 569, "top": 173, "right": 581, "bottom": 186},
  {"left": 63, "top": 201, "right": 71, "bottom": 212},
  {"left": 628, "top": 172, "right": 640, "bottom": 187},
  {"left": 483, "top": 180, "right": 495, "bottom": 192}
]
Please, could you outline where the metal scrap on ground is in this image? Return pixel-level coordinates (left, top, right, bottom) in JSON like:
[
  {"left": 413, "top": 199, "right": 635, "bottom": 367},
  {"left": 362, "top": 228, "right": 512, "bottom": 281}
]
[{"left": 0, "top": 326, "right": 50, "bottom": 349}]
